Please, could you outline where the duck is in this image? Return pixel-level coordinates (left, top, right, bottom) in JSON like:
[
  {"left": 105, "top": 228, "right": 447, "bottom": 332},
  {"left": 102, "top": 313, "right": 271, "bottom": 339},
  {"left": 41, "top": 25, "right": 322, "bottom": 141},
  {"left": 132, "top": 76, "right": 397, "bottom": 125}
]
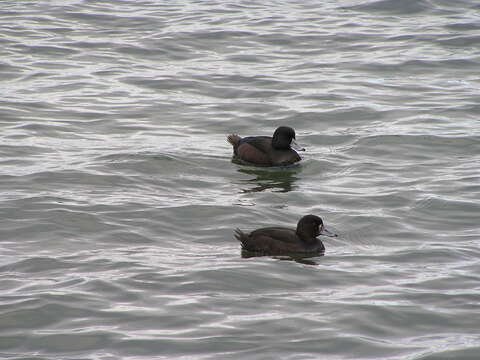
[
  {"left": 235, "top": 215, "right": 337, "bottom": 255},
  {"left": 227, "top": 126, "right": 305, "bottom": 166}
]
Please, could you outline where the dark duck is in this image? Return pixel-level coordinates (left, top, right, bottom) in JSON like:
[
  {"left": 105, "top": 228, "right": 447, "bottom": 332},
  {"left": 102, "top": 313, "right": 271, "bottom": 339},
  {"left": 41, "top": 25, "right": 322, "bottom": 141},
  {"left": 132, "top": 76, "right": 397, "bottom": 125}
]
[
  {"left": 235, "top": 215, "right": 337, "bottom": 255},
  {"left": 227, "top": 126, "right": 305, "bottom": 166}
]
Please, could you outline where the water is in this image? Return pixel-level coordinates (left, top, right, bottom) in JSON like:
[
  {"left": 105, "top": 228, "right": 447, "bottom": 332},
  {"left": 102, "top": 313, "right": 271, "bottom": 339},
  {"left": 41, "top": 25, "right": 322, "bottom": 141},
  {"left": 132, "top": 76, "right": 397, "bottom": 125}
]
[{"left": 1, "top": 0, "right": 480, "bottom": 359}]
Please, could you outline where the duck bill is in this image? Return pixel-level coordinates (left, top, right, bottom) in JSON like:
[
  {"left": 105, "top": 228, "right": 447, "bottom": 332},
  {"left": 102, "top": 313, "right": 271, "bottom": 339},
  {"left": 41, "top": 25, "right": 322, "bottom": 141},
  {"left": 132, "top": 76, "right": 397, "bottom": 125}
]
[
  {"left": 320, "top": 227, "right": 337, "bottom": 237},
  {"left": 291, "top": 139, "right": 305, "bottom": 151}
]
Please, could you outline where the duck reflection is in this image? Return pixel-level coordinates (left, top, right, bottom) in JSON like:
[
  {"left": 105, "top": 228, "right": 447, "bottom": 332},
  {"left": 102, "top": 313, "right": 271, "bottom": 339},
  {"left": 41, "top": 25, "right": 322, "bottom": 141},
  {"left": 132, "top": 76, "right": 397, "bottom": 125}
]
[
  {"left": 241, "top": 250, "right": 322, "bottom": 265},
  {"left": 236, "top": 165, "right": 300, "bottom": 193}
]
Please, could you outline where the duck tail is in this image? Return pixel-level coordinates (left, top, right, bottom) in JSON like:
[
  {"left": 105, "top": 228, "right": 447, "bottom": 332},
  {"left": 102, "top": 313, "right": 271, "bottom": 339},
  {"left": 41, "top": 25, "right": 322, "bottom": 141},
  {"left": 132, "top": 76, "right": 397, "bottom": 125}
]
[
  {"left": 227, "top": 134, "right": 241, "bottom": 147},
  {"left": 234, "top": 228, "right": 249, "bottom": 249}
]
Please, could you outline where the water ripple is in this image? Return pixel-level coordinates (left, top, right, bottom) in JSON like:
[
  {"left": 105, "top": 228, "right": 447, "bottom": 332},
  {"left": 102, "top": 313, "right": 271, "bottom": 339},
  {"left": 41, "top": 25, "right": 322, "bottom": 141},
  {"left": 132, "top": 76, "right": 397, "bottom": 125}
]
[{"left": 1, "top": 0, "right": 480, "bottom": 359}]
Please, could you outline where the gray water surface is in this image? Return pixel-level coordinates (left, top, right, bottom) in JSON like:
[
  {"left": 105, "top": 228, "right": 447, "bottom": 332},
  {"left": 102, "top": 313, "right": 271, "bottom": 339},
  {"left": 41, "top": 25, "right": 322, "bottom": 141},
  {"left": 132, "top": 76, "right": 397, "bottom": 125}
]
[{"left": 1, "top": 1, "right": 480, "bottom": 359}]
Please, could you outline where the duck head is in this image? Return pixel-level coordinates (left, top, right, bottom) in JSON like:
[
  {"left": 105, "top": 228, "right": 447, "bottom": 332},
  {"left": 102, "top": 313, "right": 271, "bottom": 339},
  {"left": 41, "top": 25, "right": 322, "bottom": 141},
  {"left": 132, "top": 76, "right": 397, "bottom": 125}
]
[
  {"left": 272, "top": 126, "right": 305, "bottom": 151},
  {"left": 296, "top": 214, "right": 337, "bottom": 243}
]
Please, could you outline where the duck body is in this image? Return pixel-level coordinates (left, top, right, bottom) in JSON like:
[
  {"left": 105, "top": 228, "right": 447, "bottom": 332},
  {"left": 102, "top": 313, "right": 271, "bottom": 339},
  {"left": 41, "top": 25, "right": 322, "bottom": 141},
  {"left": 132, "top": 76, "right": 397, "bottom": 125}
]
[
  {"left": 227, "top": 126, "right": 304, "bottom": 166},
  {"left": 236, "top": 227, "right": 325, "bottom": 254},
  {"left": 235, "top": 215, "right": 337, "bottom": 255}
]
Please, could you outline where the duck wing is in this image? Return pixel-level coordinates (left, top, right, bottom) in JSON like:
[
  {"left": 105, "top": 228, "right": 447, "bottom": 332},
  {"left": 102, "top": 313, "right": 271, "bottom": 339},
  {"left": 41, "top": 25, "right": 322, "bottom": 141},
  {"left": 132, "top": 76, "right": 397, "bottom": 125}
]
[
  {"left": 241, "top": 227, "right": 303, "bottom": 254},
  {"left": 239, "top": 136, "right": 272, "bottom": 154},
  {"left": 249, "top": 227, "right": 298, "bottom": 244}
]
